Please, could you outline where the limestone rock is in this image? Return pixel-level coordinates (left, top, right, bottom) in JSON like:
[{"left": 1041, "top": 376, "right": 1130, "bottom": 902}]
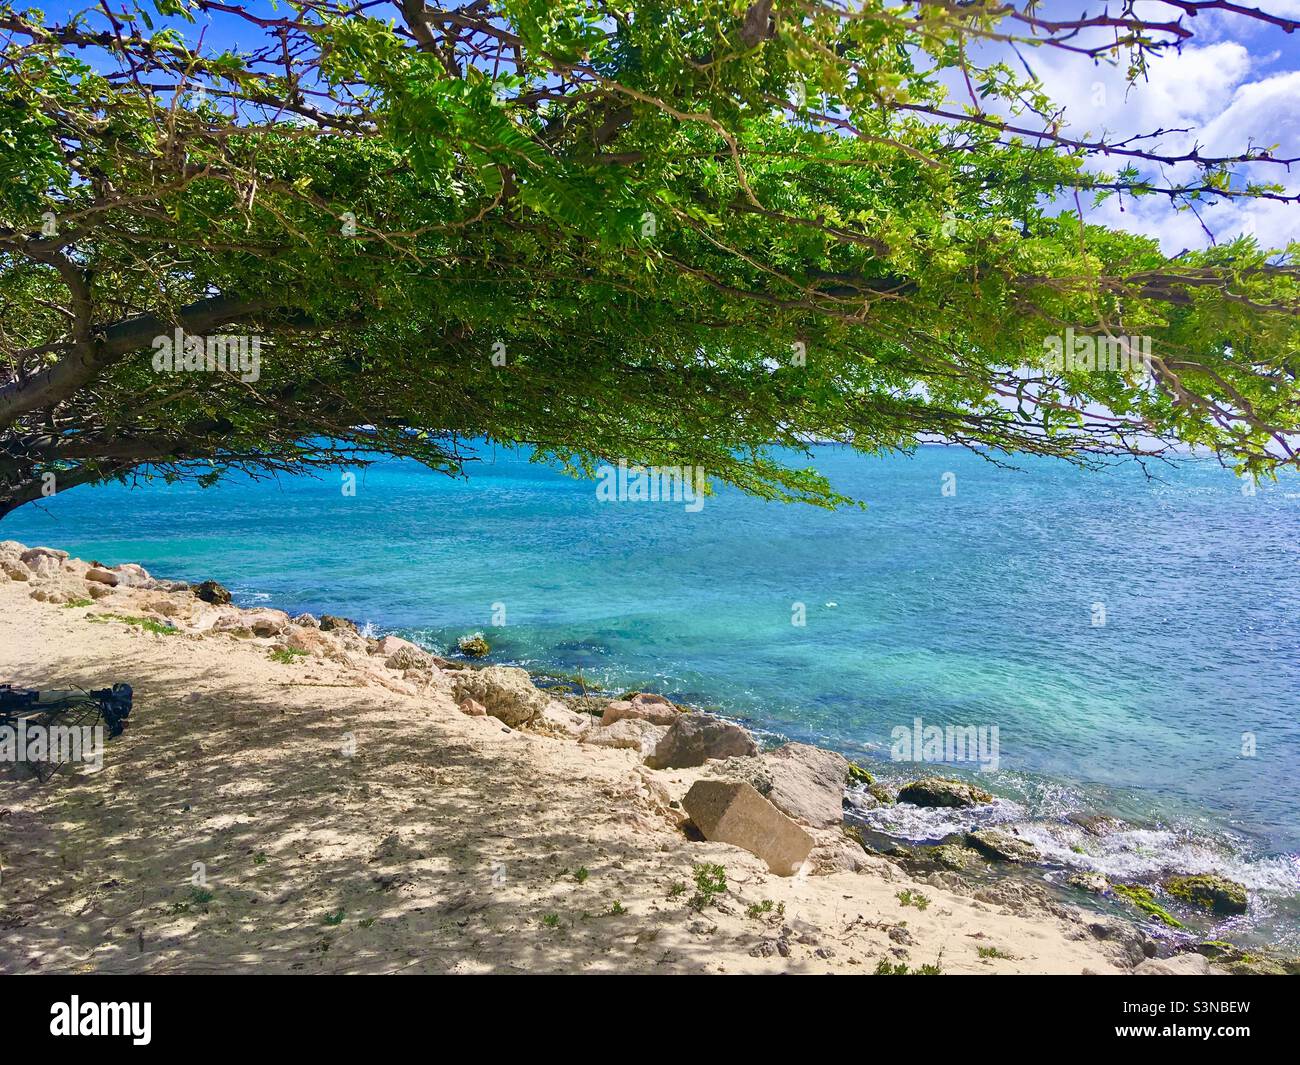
[
  {"left": 319, "top": 614, "right": 358, "bottom": 633},
  {"left": 1133, "top": 954, "right": 1224, "bottom": 976},
  {"left": 601, "top": 693, "right": 680, "bottom": 726},
  {"left": 965, "top": 828, "right": 1038, "bottom": 863},
  {"left": 1, "top": 559, "right": 30, "bottom": 582},
  {"left": 581, "top": 717, "right": 667, "bottom": 753},
  {"left": 85, "top": 567, "right": 120, "bottom": 587},
  {"left": 458, "top": 697, "right": 487, "bottom": 717},
  {"left": 645, "top": 714, "right": 757, "bottom": 770},
  {"left": 452, "top": 665, "right": 548, "bottom": 728},
  {"left": 760, "top": 742, "right": 849, "bottom": 828},
  {"left": 897, "top": 777, "right": 993, "bottom": 808},
  {"left": 1068, "top": 872, "right": 1110, "bottom": 895},
  {"left": 683, "top": 779, "right": 814, "bottom": 876}
]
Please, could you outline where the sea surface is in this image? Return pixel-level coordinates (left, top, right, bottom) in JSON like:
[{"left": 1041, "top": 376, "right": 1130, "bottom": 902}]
[{"left": 4, "top": 444, "right": 1298, "bottom": 947}]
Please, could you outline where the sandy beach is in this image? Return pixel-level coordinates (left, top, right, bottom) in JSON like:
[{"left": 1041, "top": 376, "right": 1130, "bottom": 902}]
[{"left": 0, "top": 542, "right": 1219, "bottom": 975}]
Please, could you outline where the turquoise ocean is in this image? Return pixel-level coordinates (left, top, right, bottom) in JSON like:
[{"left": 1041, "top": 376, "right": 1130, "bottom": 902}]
[{"left": 4, "top": 444, "right": 1298, "bottom": 946}]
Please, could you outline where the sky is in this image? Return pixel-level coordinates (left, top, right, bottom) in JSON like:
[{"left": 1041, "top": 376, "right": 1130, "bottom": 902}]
[{"left": 979, "top": 0, "right": 1300, "bottom": 251}]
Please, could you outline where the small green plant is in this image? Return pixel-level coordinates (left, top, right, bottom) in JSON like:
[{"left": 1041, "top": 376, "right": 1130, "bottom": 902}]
[
  {"left": 358, "top": 917, "right": 376, "bottom": 929},
  {"left": 190, "top": 887, "right": 214, "bottom": 905},
  {"left": 978, "top": 946, "right": 1013, "bottom": 960},
  {"left": 689, "top": 862, "right": 727, "bottom": 910},
  {"left": 875, "top": 956, "right": 943, "bottom": 975},
  {"left": 573, "top": 866, "right": 589, "bottom": 885},
  {"left": 608, "top": 900, "right": 626, "bottom": 916},
  {"left": 323, "top": 908, "right": 346, "bottom": 926},
  {"left": 252, "top": 852, "right": 268, "bottom": 865},
  {"left": 667, "top": 880, "right": 687, "bottom": 899},
  {"left": 542, "top": 913, "right": 561, "bottom": 928},
  {"left": 896, "top": 889, "right": 931, "bottom": 911},
  {"left": 746, "top": 899, "right": 785, "bottom": 920},
  {"left": 61, "top": 598, "right": 94, "bottom": 608},
  {"left": 269, "top": 647, "right": 308, "bottom": 664},
  {"left": 120, "top": 614, "right": 178, "bottom": 635}
]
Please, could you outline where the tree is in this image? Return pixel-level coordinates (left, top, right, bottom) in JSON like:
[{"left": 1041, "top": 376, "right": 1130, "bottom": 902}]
[{"left": 1, "top": 0, "right": 1297, "bottom": 519}]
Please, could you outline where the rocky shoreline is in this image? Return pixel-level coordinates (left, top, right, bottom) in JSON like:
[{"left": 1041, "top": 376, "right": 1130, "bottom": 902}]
[{"left": 1, "top": 539, "right": 1293, "bottom": 975}]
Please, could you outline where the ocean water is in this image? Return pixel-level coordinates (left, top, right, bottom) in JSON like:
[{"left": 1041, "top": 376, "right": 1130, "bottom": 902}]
[{"left": 4, "top": 445, "right": 1298, "bottom": 946}]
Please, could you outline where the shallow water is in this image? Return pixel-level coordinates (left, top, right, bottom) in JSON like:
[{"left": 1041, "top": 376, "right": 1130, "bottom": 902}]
[{"left": 5, "top": 444, "right": 1298, "bottom": 946}]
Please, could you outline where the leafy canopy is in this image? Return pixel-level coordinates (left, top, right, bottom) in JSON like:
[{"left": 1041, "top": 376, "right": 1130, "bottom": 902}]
[{"left": 0, "top": 1, "right": 1297, "bottom": 516}]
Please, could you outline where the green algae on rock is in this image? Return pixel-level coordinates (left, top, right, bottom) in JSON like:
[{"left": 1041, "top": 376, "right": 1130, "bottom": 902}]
[{"left": 1163, "top": 874, "right": 1248, "bottom": 916}]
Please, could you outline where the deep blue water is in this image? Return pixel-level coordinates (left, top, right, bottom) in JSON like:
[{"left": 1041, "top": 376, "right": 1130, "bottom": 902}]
[{"left": 4, "top": 445, "right": 1298, "bottom": 942}]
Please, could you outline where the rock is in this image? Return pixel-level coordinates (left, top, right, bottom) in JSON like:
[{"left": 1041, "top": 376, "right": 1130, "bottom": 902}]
[
  {"left": 451, "top": 665, "right": 548, "bottom": 728},
  {"left": 192, "top": 580, "right": 232, "bottom": 605},
  {"left": 760, "top": 742, "right": 849, "bottom": 828},
  {"left": 1066, "top": 811, "right": 1120, "bottom": 836},
  {"left": 897, "top": 777, "right": 993, "bottom": 808},
  {"left": 1067, "top": 872, "right": 1110, "bottom": 894},
  {"left": 458, "top": 697, "right": 487, "bottom": 717},
  {"left": 1133, "top": 954, "right": 1224, "bottom": 976},
  {"left": 601, "top": 695, "right": 680, "bottom": 726},
  {"left": 1087, "top": 918, "right": 1149, "bottom": 968},
  {"left": 285, "top": 626, "right": 338, "bottom": 657},
  {"left": 457, "top": 633, "right": 490, "bottom": 657},
  {"left": 110, "top": 562, "right": 151, "bottom": 587},
  {"left": 644, "top": 714, "right": 757, "bottom": 770},
  {"left": 1, "top": 559, "right": 30, "bottom": 582},
  {"left": 374, "top": 634, "right": 416, "bottom": 657},
  {"left": 929, "top": 843, "right": 982, "bottom": 871},
  {"left": 1194, "top": 941, "right": 1295, "bottom": 976},
  {"left": 683, "top": 779, "right": 815, "bottom": 876},
  {"left": 581, "top": 717, "right": 667, "bottom": 753},
  {"left": 1162, "top": 874, "right": 1248, "bottom": 916},
  {"left": 21, "top": 549, "right": 64, "bottom": 579},
  {"left": 319, "top": 614, "right": 358, "bottom": 633},
  {"left": 965, "top": 828, "right": 1038, "bottom": 863},
  {"left": 293, "top": 612, "right": 320, "bottom": 628},
  {"left": 243, "top": 608, "right": 290, "bottom": 637},
  {"left": 84, "top": 567, "right": 120, "bottom": 587},
  {"left": 0, "top": 540, "right": 27, "bottom": 559},
  {"left": 537, "top": 701, "right": 591, "bottom": 738},
  {"left": 382, "top": 644, "right": 434, "bottom": 670},
  {"left": 707, "top": 755, "right": 774, "bottom": 796}
]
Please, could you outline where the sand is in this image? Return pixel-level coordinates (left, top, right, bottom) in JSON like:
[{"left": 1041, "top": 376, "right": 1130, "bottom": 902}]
[{"left": 0, "top": 561, "right": 1134, "bottom": 974}]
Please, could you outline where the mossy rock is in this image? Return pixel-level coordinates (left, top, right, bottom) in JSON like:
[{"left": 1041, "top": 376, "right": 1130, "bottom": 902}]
[
  {"left": 867, "top": 783, "right": 896, "bottom": 806},
  {"left": 965, "top": 829, "right": 1038, "bottom": 863},
  {"left": 846, "top": 762, "right": 874, "bottom": 787},
  {"left": 897, "top": 778, "right": 993, "bottom": 808},
  {"left": 457, "top": 633, "right": 491, "bottom": 658},
  {"left": 929, "top": 844, "right": 982, "bottom": 871},
  {"left": 1163, "top": 874, "right": 1247, "bottom": 916},
  {"left": 1114, "top": 884, "right": 1183, "bottom": 929},
  {"left": 1194, "top": 941, "right": 1289, "bottom": 976},
  {"left": 1067, "top": 871, "right": 1110, "bottom": 895}
]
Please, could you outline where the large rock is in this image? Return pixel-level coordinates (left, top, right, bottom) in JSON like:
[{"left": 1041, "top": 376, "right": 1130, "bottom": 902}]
[
  {"left": 760, "top": 742, "right": 849, "bottom": 828},
  {"left": 644, "top": 714, "right": 757, "bottom": 769},
  {"left": 452, "top": 665, "right": 548, "bottom": 728},
  {"left": 1163, "top": 874, "right": 1248, "bottom": 916},
  {"left": 581, "top": 717, "right": 666, "bottom": 753},
  {"left": 1, "top": 559, "right": 30, "bottom": 582},
  {"left": 192, "top": 579, "right": 232, "bottom": 605},
  {"left": 85, "top": 567, "right": 120, "bottom": 587},
  {"left": 110, "top": 562, "right": 152, "bottom": 587},
  {"left": 1133, "top": 954, "right": 1224, "bottom": 976},
  {"left": 897, "top": 777, "right": 993, "bottom": 808},
  {"left": 683, "top": 779, "right": 814, "bottom": 876},
  {"left": 965, "top": 828, "right": 1039, "bottom": 863},
  {"left": 21, "top": 547, "right": 65, "bottom": 579},
  {"left": 601, "top": 692, "right": 680, "bottom": 726},
  {"left": 244, "top": 608, "right": 291, "bottom": 637},
  {"left": 319, "top": 614, "right": 358, "bottom": 633},
  {"left": 285, "top": 626, "right": 339, "bottom": 657}
]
